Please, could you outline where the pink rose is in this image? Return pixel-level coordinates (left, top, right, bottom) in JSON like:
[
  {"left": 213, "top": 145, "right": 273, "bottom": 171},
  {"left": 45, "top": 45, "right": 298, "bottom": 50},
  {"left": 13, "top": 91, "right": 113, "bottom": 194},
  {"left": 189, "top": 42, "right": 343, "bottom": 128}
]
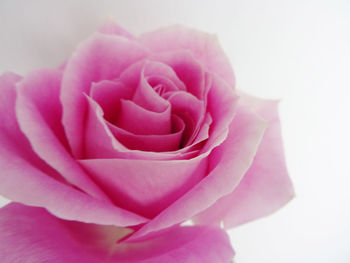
[{"left": 0, "top": 22, "right": 294, "bottom": 262}]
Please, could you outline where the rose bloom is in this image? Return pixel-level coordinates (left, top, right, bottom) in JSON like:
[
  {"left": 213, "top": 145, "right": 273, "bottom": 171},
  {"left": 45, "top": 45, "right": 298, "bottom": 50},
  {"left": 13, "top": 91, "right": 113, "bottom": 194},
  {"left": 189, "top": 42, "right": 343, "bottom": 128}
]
[{"left": 0, "top": 22, "right": 294, "bottom": 262}]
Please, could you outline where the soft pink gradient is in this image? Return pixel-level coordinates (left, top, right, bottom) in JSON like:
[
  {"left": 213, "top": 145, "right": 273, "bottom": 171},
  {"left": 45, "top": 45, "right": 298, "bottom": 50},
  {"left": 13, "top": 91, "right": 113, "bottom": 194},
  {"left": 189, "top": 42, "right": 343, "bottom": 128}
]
[
  {"left": 0, "top": 203, "right": 234, "bottom": 263},
  {"left": 0, "top": 21, "right": 294, "bottom": 262},
  {"left": 193, "top": 93, "right": 295, "bottom": 228}
]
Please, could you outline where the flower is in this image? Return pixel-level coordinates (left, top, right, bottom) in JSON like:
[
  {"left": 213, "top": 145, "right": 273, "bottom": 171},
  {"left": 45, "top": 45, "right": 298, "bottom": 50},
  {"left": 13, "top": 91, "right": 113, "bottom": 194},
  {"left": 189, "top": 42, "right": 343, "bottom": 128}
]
[{"left": 0, "top": 22, "right": 294, "bottom": 262}]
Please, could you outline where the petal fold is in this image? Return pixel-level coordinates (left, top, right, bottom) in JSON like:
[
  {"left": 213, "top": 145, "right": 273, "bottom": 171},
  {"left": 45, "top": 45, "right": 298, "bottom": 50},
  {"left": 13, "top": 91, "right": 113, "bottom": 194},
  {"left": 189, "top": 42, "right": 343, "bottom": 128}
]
[
  {"left": 61, "top": 33, "right": 148, "bottom": 157},
  {"left": 108, "top": 115, "right": 184, "bottom": 152},
  {"left": 0, "top": 73, "right": 146, "bottom": 227},
  {"left": 116, "top": 99, "right": 171, "bottom": 135},
  {"left": 16, "top": 69, "right": 108, "bottom": 200},
  {"left": 194, "top": 93, "right": 295, "bottom": 228},
  {"left": 90, "top": 80, "right": 133, "bottom": 123},
  {"left": 126, "top": 102, "right": 267, "bottom": 241}
]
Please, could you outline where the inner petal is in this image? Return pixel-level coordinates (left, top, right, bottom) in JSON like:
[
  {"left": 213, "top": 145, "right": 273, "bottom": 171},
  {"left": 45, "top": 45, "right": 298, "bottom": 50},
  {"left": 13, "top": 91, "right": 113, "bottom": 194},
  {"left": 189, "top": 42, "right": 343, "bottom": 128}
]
[
  {"left": 90, "top": 80, "right": 133, "bottom": 123},
  {"left": 115, "top": 99, "right": 171, "bottom": 135},
  {"left": 193, "top": 112, "right": 213, "bottom": 145},
  {"left": 142, "top": 60, "right": 186, "bottom": 91},
  {"left": 167, "top": 91, "right": 205, "bottom": 147},
  {"left": 108, "top": 115, "right": 184, "bottom": 152},
  {"left": 83, "top": 94, "right": 198, "bottom": 160},
  {"left": 150, "top": 50, "right": 206, "bottom": 100},
  {"left": 132, "top": 68, "right": 170, "bottom": 113},
  {"left": 147, "top": 76, "right": 179, "bottom": 97}
]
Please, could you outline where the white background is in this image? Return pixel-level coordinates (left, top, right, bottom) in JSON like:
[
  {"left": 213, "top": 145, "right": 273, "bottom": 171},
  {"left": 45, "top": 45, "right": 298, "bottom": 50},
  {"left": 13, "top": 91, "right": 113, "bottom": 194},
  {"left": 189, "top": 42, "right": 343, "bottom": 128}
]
[{"left": 1, "top": 1, "right": 350, "bottom": 262}]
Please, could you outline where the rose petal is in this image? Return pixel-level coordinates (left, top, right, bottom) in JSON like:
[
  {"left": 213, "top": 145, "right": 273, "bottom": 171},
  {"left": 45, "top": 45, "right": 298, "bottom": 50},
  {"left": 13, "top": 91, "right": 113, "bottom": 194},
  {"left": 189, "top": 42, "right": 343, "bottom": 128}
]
[
  {"left": 110, "top": 225, "right": 235, "bottom": 263},
  {"left": 61, "top": 33, "right": 148, "bottom": 158},
  {"left": 79, "top": 156, "right": 207, "bottom": 218},
  {"left": 84, "top": 94, "right": 130, "bottom": 158},
  {"left": 83, "top": 94, "right": 196, "bottom": 160},
  {"left": 116, "top": 59, "right": 185, "bottom": 114},
  {"left": 84, "top": 95, "right": 182, "bottom": 155},
  {"left": 167, "top": 91, "right": 205, "bottom": 146},
  {"left": 0, "top": 156, "right": 147, "bottom": 226},
  {"left": 193, "top": 113, "right": 212, "bottom": 145},
  {"left": 0, "top": 73, "right": 146, "bottom": 226},
  {"left": 201, "top": 73, "right": 239, "bottom": 154},
  {"left": 83, "top": 92, "right": 162, "bottom": 159},
  {"left": 126, "top": 103, "right": 267, "bottom": 241},
  {"left": 194, "top": 93, "right": 295, "bottom": 228},
  {"left": 16, "top": 69, "right": 109, "bottom": 200},
  {"left": 119, "top": 58, "right": 186, "bottom": 94},
  {"left": 90, "top": 80, "right": 134, "bottom": 123},
  {"left": 0, "top": 203, "right": 234, "bottom": 263},
  {"left": 132, "top": 65, "right": 170, "bottom": 112},
  {"left": 151, "top": 50, "right": 206, "bottom": 100},
  {"left": 142, "top": 60, "right": 186, "bottom": 91},
  {"left": 147, "top": 76, "right": 182, "bottom": 96},
  {"left": 116, "top": 99, "right": 171, "bottom": 135},
  {"left": 139, "top": 25, "right": 235, "bottom": 87},
  {"left": 0, "top": 72, "right": 64, "bottom": 179},
  {"left": 109, "top": 114, "right": 184, "bottom": 152},
  {"left": 0, "top": 203, "right": 99, "bottom": 263}
]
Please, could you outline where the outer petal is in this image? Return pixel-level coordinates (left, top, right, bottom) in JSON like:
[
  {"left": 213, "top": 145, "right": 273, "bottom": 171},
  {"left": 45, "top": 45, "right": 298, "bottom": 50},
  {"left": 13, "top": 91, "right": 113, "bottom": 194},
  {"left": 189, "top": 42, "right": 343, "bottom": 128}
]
[
  {"left": 194, "top": 93, "right": 295, "bottom": 228},
  {"left": 138, "top": 25, "right": 235, "bottom": 87},
  {"left": 0, "top": 72, "right": 61, "bottom": 179},
  {"left": 79, "top": 156, "right": 207, "bottom": 218},
  {"left": 200, "top": 73, "right": 239, "bottom": 154},
  {"left": 0, "top": 73, "right": 146, "bottom": 226},
  {"left": 126, "top": 101, "right": 267, "bottom": 241},
  {"left": 0, "top": 203, "right": 234, "bottom": 263},
  {"left": 0, "top": 203, "right": 99, "bottom": 263},
  {"left": 61, "top": 33, "right": 148, "bottom": 158},
  {"left": 16, "top": 68, "right": 109, "bottom": 201}
]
